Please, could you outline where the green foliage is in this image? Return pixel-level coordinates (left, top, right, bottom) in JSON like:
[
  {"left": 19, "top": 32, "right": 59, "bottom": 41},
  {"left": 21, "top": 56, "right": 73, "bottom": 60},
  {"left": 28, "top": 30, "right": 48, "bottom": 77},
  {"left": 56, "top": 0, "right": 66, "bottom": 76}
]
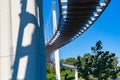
[
  {"left": 47, "top": 74, "right": 56, "bottom": 80},
  {"left": 92, "top": 52, "right": 119, "bottom": 79},
  {"left": 91, "top": 40, "right": 103, "bottom": 53},
  {"left": 47, "top": 41, "right": 120, "bottom": 79},
  {"left": 47, "top": 63, "right": 75, "bottom": 80},
  {"left": 75, "top": 56, "right": 93, "bottom": 80},
  {"left": 60, "top": 68, "right": 69, "bottom": 77},
  {"left": 46, "top": 64, "right": 56, "bottom": 80},
  {"left": 117, "top": 72, "right": 120, "bottom": 77},
  {"left": 60, "top": 58, "right": 77, "bottom": 65},
  {"left": 74, "top": 41, "right": 119, "bottom": 79},
  {"left": 91, "top": 41, "right": 119, "bottom": 79},
  {"left": 60, "top": 68, "right": 75, "bottom": 80}
]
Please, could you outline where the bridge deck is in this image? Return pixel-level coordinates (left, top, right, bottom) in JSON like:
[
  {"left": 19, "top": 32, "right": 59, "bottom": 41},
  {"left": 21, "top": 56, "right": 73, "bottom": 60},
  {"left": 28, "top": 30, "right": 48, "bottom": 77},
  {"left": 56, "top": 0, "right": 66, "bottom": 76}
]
[{"left": 46, "top": 0, "right": 111, "bottom": 63}]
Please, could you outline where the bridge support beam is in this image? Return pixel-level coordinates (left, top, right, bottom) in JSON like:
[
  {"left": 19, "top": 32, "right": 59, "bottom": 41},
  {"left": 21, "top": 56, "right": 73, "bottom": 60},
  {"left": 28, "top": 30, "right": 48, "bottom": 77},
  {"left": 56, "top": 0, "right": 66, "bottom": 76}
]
[{"left": 55, "top": 50, "right": 61, "bottom": 80}]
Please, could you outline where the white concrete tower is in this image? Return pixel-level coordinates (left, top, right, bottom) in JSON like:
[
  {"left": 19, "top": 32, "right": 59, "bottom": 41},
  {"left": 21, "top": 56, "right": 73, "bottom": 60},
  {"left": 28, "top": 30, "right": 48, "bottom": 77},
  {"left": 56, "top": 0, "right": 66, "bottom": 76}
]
[
  {"left": 52, "top": 1, "right": 61, "bottom": 80},
  {"left": 0, "top": 0, "right": 46, "bottom": 80},
  {"left": 0, "top": 0, "right": 12, "bottom": 79},
  {"left": 75, "top": 69, "right": 78, "bottom": 80},
  {"left": 55, "top": 50, "right": 61, "bottom": 80}
]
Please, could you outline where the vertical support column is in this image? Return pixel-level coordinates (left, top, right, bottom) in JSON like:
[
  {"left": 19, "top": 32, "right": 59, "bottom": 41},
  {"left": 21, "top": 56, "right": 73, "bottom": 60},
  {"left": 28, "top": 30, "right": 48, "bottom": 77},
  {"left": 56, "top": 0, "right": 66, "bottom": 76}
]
[
  {"left": 52, "top": 1, "right": 61, "bottom": 80},
  {"left": 0, "top": 0, "right": 46, "bottom": 80},
  {"left": 0, "top": 0, "right": 12, "bottom": 79},
  {"left": 55, "top": 50, "right": 61, "bottom": 80},
  {"left": 75, "top": 69, "right": 78, "bottom": 80},
  {"left": 37, "top": 0, "right": 46, "bottom": 79},
  {"left": 52, "top": 1, "right": 57, "bottom": 33}
]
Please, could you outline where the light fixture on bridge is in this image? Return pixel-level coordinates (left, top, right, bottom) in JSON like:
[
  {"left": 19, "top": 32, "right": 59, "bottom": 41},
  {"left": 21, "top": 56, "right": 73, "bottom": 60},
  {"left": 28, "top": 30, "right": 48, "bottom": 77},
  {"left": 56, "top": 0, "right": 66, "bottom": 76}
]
[
  {"left": 78, "top": 32, "right": 82, "bottom": 35},
  {"left": 76, "top": 34, "right": 79, "bottom": 37},
  {"left": 72, "top": 34, "right": 81, "bottom": 41},
  {"left": 90, "top": 17, "right": 96, "bottom": 21},
  {"left": 93, "top": 13, "right": 99, "bottom": 17},
  {"left": 71, "top": 38, "right": 74, "bottom": 41},
  {"left": 62, "top": 5, "right": 67, "bottom": 9},
  {"left": 100, "top": 2, "right": 107, "bottom": 7},
  {"left": 61, "top": 0, "right": 68, "bottom": 3},
  {"left": 88, "top": 21, "right": 92, "bottom": 25},
  {"left": 49, "top": 31, "right": 60, "bottom": 45},
  {"left": 81, "top": 30, "right": 84, "bottom": 33},
  {"left": 63, "top": 15, "right": 67, "bottom": 18},
  {"left": 85, "top": 24, "right": 90, "bottom": 28},
  {"left": 96, "top": 8, "right": 102, "bottom": 12},
  {"left": 83, "top": 27, "right": 87, "bottom": 30},
  {"left": 62, "top": 11, "right": 68, "bottom": 14},
  {"left": 74, "top": 36, "right": 77, "bottom": 39}
]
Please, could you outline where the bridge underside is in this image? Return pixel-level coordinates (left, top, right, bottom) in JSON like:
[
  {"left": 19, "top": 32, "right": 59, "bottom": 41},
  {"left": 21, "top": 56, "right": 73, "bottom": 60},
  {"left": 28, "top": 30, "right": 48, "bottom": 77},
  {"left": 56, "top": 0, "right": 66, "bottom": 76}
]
[{"left": 46, "top": 0, "right": 110, "bottom": 63}]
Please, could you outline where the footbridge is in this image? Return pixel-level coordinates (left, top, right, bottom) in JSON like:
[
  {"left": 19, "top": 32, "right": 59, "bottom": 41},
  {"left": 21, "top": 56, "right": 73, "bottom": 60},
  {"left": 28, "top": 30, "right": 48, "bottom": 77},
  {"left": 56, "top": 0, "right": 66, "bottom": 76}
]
[
  {"left": 0, "top": 0, "right": 110, "bottom": 80},
  {"left": 45, "top": 0, "right": 110, "bottom": 63},
  {"left": 45, "top": 0, "right": 110, "bottom": 79}
]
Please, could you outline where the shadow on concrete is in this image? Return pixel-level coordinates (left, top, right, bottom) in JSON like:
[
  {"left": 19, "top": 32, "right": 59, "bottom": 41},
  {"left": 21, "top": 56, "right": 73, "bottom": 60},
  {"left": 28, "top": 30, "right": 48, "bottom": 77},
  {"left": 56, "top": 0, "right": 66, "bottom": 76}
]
[{"left": 11, "top": 0, "right": 46, "bottom": 80}]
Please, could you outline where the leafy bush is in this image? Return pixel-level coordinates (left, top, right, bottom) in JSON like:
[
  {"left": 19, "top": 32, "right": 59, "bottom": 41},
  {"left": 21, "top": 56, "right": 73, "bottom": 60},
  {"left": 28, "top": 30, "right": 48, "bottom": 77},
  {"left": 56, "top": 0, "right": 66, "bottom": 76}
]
[
  {"left": 117, "top": 72, "right": 120, "bottom": 78},
  {"left": 47, "top": 74, "right": 56, "bottom": 80},
  {"left": 74, "top": 41, "right": 119, "bottom": 79}
]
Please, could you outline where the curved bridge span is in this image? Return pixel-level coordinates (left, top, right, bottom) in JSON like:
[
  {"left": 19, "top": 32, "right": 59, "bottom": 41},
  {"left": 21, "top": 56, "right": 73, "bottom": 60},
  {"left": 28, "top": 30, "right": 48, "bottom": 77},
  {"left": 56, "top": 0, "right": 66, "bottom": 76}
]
[{"left": 45, "top": 0, "right": 111, "bottom": 63}]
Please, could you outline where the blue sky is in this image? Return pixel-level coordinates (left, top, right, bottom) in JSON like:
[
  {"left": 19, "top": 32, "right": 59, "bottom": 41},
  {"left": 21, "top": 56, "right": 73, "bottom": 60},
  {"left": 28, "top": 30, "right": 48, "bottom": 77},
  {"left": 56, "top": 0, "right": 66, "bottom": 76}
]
[{"left": 43, "top": 0, "right": 120, "bottom": 65}]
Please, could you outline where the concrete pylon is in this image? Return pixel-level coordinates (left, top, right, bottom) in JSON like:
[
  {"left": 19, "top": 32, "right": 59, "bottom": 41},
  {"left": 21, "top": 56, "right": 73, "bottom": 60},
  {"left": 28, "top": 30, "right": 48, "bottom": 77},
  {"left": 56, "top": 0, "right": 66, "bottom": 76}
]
[
  {"left": 0, "top": 0, "right": 12, "bottom": 79},
  {"left": 0, "top": 0, "right": 46, "bottom": 80},
  {"left": 52, "top": 1, "right": 61, "bottom": 80},
  {"left": 55, "top": 50, "right": 61, "bottom": 80},
  {"left": 75, "top": 69, "right": 78, "bottom": 80}
]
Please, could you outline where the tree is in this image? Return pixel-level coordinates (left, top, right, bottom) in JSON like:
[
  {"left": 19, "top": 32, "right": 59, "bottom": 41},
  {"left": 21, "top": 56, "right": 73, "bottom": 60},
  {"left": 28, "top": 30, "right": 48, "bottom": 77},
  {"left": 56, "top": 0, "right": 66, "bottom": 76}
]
[
  {"left": 74, "top": 41, "right": 119, "bottom": 79},
  {"left": 60, "top": 58, "right": 76, "bottom": 80},
  {"left": 91, "top": 41, "right": 119, "bottom": 79},
  {"left": 92, "top": 51, "right": 119, "bottom": 79},
  {"left": 74, "top": 55, "right": 93, "bottom": 80},
  {"left": 81, "top": 53, "right": 92, "bottom": 67},
  {"left": 46, "top": 64, "right": 56, "bottom": 80},
  {"left": 60, "top": 57, "right": 76, "bottom": 65}
]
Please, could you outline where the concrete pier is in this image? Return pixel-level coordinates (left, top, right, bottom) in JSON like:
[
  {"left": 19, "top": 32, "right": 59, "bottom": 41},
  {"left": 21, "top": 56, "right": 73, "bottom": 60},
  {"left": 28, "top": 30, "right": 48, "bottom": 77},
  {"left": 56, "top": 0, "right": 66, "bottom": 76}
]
[{"left": 0, "top": 0, "right": 46, "bottom": 80}]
